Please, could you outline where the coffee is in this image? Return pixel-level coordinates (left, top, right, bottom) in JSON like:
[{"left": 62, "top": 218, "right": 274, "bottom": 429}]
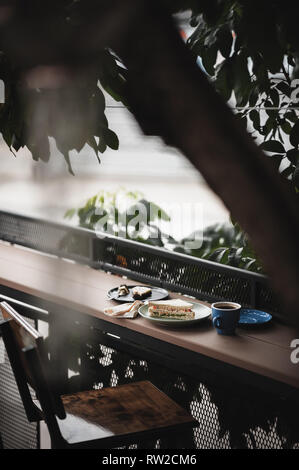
[
  {"left": 211, "top": 301, "right": 242, "bottom": 335},
  {"left": 214, "top": 303, "right": 238, "bottom": 310}
]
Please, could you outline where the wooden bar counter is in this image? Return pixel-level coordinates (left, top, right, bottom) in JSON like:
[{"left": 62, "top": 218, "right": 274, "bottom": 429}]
[{"left": 0, "top": 242, "right": 298, "bottom": 391}]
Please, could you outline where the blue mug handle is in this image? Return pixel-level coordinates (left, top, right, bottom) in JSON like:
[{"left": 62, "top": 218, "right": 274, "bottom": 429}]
[{"left": 212, "top": 316, "right": 223, "bottom": 329}]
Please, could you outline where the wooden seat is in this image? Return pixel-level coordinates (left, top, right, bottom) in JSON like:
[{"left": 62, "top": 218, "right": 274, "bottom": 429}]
[{"left": 0, "top": 302, "right": 197, "bottom": 448}]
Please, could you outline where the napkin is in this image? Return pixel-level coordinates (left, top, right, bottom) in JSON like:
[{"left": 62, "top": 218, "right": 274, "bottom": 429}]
[{"left": 104, "top": 300, "right": 143, "bottom": 318}]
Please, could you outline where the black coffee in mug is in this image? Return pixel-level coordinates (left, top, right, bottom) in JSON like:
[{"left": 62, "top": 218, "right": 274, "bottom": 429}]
[
  {"left": 215, "top": 304, "right": 239, "bottom": 310},
  {"left": 211, "top": 302, "right": 241, "bottom": 335}
]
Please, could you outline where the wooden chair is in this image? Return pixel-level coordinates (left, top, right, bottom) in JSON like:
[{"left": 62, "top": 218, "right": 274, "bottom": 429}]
[{"left": 0, "top": 301, "right": 197, "bottom": 449}]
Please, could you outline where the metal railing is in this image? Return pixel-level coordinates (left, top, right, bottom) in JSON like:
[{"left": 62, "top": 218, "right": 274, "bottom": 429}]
[{"left": 0, "top": 209, "right": 280, "bottom": 318}]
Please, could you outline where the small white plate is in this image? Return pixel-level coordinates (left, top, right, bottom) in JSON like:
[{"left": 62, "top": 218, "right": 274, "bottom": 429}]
[{"left": 138, "top": 301, "right": 211, "bottom": 327}]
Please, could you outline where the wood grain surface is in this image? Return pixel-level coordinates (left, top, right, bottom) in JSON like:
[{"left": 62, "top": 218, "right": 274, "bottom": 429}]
[{"left": 60, "top": 381, "right": 196, "bottom": 444}]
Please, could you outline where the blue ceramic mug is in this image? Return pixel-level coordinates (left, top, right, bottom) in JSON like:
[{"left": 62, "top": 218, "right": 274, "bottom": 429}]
[{"left": 211, "top": 302, "right": 241, "bottom": 335}]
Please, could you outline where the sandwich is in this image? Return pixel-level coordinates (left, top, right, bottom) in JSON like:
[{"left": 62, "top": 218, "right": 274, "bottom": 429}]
[
  {"left": 148, "top": 299, "right": 195, "bottom": 320},
  {"left": 104, "top": 300, "right": 142, "bottom": 318}
]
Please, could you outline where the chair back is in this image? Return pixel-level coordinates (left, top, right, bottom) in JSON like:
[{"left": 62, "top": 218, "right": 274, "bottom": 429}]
[{"left": 0, "top": 301, "right": 66, "bottom": 422}]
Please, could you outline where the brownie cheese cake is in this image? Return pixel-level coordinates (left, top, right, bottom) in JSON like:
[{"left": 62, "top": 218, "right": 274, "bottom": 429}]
[
  {"left": 148, "top": 299, "right": 195, "bottom": 320},
  {"left": 132, "top": 286, "right": 152, "bottom": 299}
]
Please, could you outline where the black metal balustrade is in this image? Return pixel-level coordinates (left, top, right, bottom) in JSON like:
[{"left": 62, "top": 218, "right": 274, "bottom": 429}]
[{"left": 0, "top": 210, "right": 280, "bottom": 317}]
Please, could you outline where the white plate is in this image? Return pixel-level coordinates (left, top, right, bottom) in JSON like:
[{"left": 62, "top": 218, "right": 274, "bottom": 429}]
[{"left": 138, "top": 301, "right": 211, "bottom": 327}]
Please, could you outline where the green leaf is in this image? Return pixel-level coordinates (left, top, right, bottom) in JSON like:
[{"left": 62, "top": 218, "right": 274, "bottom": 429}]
[
  {"left": 268, "top": 88, "right": 280, "bottom": 107},
  {"left": 215, "top": 59, "right": 233, "bottom": 102},
  {"left": 280, "top": 164, "right": 294, "bottom": 179},
  {"left": 286, "top": 148, "right": 299, "bottom": 165},
  {"left": 26, "top": 136, "right": 50, "bottom": 163},
  {"left": 201, "top": 44, "right": 218, "bottom": 76},
  {"left": 264, "top": 100, "right": 277, "bottom": 120},
  {"left": 249, "top": 109, "right": 260, "bottom": 131},
  {"left": 98, "top": 138, "right": 107, "bottom": 154},
  {"left": 87, "top": 137, "right": 101, "bottom": 164},
  {"left": 233, "top": 53, "right": 252, "bottom": 106},
  {"left": 243, "top": 258, "right": 258, "bottom": 271},
  {"left": 248, "top": 86, "right": 259, "bottom": 107},
  {"left": 261, "top": 117, "right": 275, "bottom": 137},
  {"left": 103, "top": 128, "right": 119, "bottom": 150},
  {"left": 269, "top": 154, "right": 283, "bottom": 171},
  {"left": 64, "top": 208, "right": 76, "bottom": 219},
  {"left": 292, "top": 165, "right": 299, "bottom": 187},
  {"left": 260, "top": 140, "right": 285, "bottom": 153},
  {"left": 139, "top": 200, "right": 171, "bottom": 222},
  {"left": 285, "top": 111, "right": 297, "bottom": 123},
  {"left": 281, "top": 120, "right": 292, "bottom": 135},
  {"left": 203, "top": 30, "right": 218, "bottom": 48},
  {"left": 288, "top": 55, "right": 296, "bottom": 67},
  {"left": 290, "top": 120, "right": 299, "bottom": 148},
  {"left": 217, "top": 27, "right": 233, "bottom": 59},
  {"left": 62, "top": 150, "right": 75, "bottom": 176},
  {"left": 276, "top": 81, "right": 291, "bottom": 97},
  {"left": 208, "top": 247, "right": 229, "bottom": 264}
]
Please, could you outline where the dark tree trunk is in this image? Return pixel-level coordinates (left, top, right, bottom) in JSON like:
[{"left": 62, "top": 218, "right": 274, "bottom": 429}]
[{"left": 111, "top": 1, "right": 299, "bottom": 325}]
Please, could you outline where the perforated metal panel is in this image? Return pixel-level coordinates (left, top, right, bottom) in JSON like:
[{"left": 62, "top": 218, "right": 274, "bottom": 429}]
[
  {"left": 0, "top": 210, "right": 92, "bottom": 264},
  {"left": 100, "top": 240, "right": 255, "bottom": 307},
  {"left": 257, "top": 282, "right": 279, "bottom": 313},
  {"left": 79, "top": 340, "right": 299, "bottom": 449},
  {"left": 0, "top": 317, "right": 37, "bottom": 449}
]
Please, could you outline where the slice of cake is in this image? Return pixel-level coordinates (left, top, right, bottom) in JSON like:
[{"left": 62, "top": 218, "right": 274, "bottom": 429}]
[
  {"left": 148, "top": 299, "right": 195, "bottom": 320},
  {"left": 132, "top": 286, "right": 152, "bottom": 300},
  {"left": 117, "top": 284, "right": 130, "bottom": 296}
]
